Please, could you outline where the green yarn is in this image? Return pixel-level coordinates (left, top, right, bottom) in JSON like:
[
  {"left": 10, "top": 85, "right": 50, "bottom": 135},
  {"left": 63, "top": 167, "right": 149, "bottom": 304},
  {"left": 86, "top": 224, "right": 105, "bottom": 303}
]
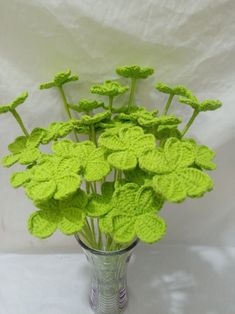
[
  {"left": 99, "top": 183, "right": 165, "bottom": 243},
  {"left": 28, "top": 190, "right": 87, "bottom": 238},
  {"left": 156, "top": 82, "right": 193, "bottom": 98},
  {"left": 52, "top": 140, "right": 110, "bottom": 181},
  {"left": 179, "top": 96, "right": 222, "bottom": 112},
  {"left": 86, "top": 182, "right": 114, "bottom": 217},
  {"left": 2, "top": 128, "right": 44, "bottom": 167},
  {"left": 2, "top": 64, "right": 221, "bottom": 248},
  {"left": 116, "top": 65, "right": 154, "bottom": 79},
  {"left": 99, "top": 126, "right": 155, "bottom": 170},
  {"left": 69, "top": 98, "right": 104, "bottom": 113},
  {"left": 0, "top": 92, "right": 28, "bottom": 114},
  {"left": 90, "top": 80, "right": 129, "bottom": 97},
  {"left": 39, "top": 69, "right": 78, "bottom": 89}
]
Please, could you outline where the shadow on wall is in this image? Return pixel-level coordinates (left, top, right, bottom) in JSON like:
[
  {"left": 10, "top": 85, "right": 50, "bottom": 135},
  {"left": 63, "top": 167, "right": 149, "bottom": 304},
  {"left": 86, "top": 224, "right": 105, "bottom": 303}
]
[
  {"left": 127, "top": 243, "right": 235, "bottom": 314},
  {"left": 160, "top": 136, "right": 235, "bottom": 246}
]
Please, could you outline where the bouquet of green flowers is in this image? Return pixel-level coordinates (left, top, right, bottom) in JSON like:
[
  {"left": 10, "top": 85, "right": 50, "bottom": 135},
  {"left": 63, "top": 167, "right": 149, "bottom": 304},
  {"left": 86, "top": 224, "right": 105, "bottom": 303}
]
[{"left": 1, "top": 65, "right": 221, "bottom": 251}]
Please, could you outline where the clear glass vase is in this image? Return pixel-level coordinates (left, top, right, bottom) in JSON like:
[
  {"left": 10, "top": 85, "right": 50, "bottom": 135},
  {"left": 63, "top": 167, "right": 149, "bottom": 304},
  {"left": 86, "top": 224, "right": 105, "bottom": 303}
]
[{"left": 76, "top": 236, "right": 138, "bottom": 314}]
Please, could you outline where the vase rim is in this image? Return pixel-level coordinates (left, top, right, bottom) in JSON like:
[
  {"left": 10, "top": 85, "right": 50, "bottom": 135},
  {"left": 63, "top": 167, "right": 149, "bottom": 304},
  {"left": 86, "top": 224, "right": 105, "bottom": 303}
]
[{"left": 75, "top": 235, "right": 139, "bottom": 256}]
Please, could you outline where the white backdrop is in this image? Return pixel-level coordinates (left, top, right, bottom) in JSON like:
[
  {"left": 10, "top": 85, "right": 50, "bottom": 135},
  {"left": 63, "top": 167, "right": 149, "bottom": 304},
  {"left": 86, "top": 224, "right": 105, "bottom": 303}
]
[{"left": 0, "top": 0, "right": 235, "bottom": 253}]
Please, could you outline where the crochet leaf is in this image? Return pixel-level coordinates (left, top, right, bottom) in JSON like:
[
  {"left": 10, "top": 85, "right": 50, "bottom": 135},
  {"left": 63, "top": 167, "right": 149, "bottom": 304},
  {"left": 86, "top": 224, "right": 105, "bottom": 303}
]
[
  {"left": 28, "top": 209, "right": 59, "bottom": 239},
  {"left": 90, "top": 81, "right": 129, "bottom": 97},
  {"left": 107, "top": 151, "right": 137, "bottom": 170},
  {"left": 116, "top": 65, "right": 154, "bottom": 79},
  {"left": 153, "top": 168, "right": 214, "bottom": 202},
  {"left": 112, "top": 216, "right": 136, "bottom": 243},
  {"left": 156, "top": 82, "right": 192, "bottom": 97},
  {"left": 0, "top": 92, "right": 28, "bottom": 114},
  {"left": 39, "top": 70, "right": 78, "bottom": 89},
  {"left": 58, "top": 207, "right": 85, "bottom": 235},
  {"left": 10, "top": 171, "right": 31, "bottom": 188},
  {"left": 135, "top": 213, "right": 167, "bottom": 243},
  {"left": 195, "top": 145, "right": 216, "bottom": 170},
  {"left": 69, "top": 98, "right": 104, "bottom": 113},
  {"left": 179, "top": 97, "right": 222, "bottom": 112},
  {"left": 124, "top": 167, "right": 153, "bottom": 186},
  {"left": 135, "top": 186, "right": 163, "bottom": 214}
]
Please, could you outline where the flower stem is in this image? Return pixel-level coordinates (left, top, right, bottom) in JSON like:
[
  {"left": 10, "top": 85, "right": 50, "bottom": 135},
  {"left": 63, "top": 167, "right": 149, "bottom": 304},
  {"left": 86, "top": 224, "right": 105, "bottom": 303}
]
[
  {"left": 90, "top": 124, "right": 97, "bottom": 146},
  {"left": 11, "top": 109, "right": 29, "bottom": 137},
  {"left": 58, "top": 86, "right": 79, "bottom": 142},
  {"left": 109, "top": 96, "right": 114, "bottom": 111},
  {"left": 128, "top": 78, "right": 137, "bottom": 112},
  {"left": 163, "top": 94, "right": 174, "bottom": 115},
  {"left": 181, "top": 109, "right": 199, "bottom": 136}
]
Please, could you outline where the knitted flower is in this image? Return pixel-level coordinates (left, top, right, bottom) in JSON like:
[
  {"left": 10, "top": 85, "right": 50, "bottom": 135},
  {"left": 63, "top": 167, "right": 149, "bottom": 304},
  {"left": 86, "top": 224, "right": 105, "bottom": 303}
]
[
  {"left": 139, "top": 137, "right": 214, "bottom": 202},
  {"left": 2, "top": 128, "right": 44, "bottom": 167},
  {"left": 28, "top": 189, "right": 87, "bottom": 238},
  {"left": 0, "top": 92, "right": 28, "bottom": 114},
  {"left": 90, "top": 80, "right": 129, "bottom": 97},
  {"left": 39, "top": 69, "right": 78, "bottom": 89},
  {"left": 116, "top": 65, "right": 154, "bottom": 79},
  {"left": 11, "top": 155, "right": 82, "bottom": 202},
  {"left": 99, "top": 126, "right": 156, "bottom": 170},
  {"left": 51, "top": 140, "right": 110, "bottom": 181},
  {"left": 99, "top": 183, "right": 166, "bottom": 244}
]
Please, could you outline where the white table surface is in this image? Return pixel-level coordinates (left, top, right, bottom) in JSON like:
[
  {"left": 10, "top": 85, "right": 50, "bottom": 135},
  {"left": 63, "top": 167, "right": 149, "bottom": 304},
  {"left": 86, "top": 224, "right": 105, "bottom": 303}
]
[{"left": 1, "top": 243, "right": 234, "bottom": 314}]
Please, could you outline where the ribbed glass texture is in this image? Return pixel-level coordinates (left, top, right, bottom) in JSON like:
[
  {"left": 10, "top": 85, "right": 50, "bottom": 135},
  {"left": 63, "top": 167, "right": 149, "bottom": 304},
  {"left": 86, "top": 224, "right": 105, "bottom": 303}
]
[{"left": 76, "top": 237, "right": 137, "bottom": 314}]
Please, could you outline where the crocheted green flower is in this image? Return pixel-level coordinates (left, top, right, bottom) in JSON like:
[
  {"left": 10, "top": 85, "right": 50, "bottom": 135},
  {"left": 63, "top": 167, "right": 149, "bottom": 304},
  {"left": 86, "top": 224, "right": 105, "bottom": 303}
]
[
  {"left": 77, "top": 111, "right": 111, "bottom": 126},
  {"left": 18, "top": 155, "right": 81, "bottom": 202},
  {"left": 2, "top": 128, "right": 44, "bottom": 167},
  {"left": 90, "top": 80, "right": 129, "bottom": 97},
  {"left": 69, "top": 98, "right": 104, "bottom": 113},
  {"left": 156, "top": 82, "right": 193, "bottom": 98},
  {"left": 86, "top": 182, "right": 114, "bottom": 217},
  {"left": 99, "top": 183, "right": 166, "bottom": 243},
  {"left": 41, "top": 121, "right": 74, "bottom": 144},
  {"left": 139, "top": 137, "right": 214, "bottom": 202},
  {"left": 119, "top": 108, "right": 181, "bottom": 128},
  {"left": 0, "top": 92, "right": 28, "bottom": 114},
  {"left": 179, "top": 96, "right": 222, "bottom": 112},
  {"left": 155, "top": 124, "right": 182, "bottom": 141},
  {"left": 28, "top": 189, "right": 87, "bottom": 238},
  {"left": 99, "top": 126, "right": 156, "bottom": 170},
  {"left": 39, "top": 69, "right": 78, "bottom": 89},
  {"left": 52, "top": 140, "right": 110, "bottom": 181},
  {"left": 116, "top": 65, "right": 154, "bottom": 79}
]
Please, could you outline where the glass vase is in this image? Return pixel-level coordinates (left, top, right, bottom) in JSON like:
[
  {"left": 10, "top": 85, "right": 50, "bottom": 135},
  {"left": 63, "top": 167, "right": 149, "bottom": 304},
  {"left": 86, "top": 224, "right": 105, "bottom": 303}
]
[{"left": 76, "top": 236, "right": 138, "bottom": 314}]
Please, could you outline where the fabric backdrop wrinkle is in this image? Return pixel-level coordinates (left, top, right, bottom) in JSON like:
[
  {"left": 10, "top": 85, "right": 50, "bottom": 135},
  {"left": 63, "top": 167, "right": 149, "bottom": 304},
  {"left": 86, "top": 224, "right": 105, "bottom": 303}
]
[{"left": 0, "top": 0, "right": 234, "bottom": 252}]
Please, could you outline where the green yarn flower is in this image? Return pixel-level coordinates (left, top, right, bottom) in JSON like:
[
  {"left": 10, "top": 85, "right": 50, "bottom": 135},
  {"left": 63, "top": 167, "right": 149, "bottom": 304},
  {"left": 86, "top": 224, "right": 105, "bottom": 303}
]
[
  {"left": 99, "top": 183, "right": 166, "bottom": 244},
  {"left": 77, "top": 111, "right": 111, "bottom": 126},
  {"left": 39, "top": 69, "right": 78, "bottom": 89},
  {"left": 0, "top": 92, "right": 28, "bottom": 114},
  {"left": 179, "top": 96, "right": 222, "bottom": 112},
  {"left": 69, "top": 98, "right": 104, "bottom": 113},
  {"left": 41, "top": 121, "right": 74, "bottom": 144},
  {"left": 99, "top": 126, "right": 156, "bottom": 170},
  {"left": 90, "top": 80, "right": 129, "bottom": 97},
  {"left": 51, "top": 140, "right": 110, "bottom": 181},
  {"left": 16, "top": 155, "right": 82, "bottom": 202},
  {"left": 139, "top": 137, "right": 214, "bottom": 202},
  {"left": 156, "top": 82, "right": 193, "bottom": 98},
  {"left": 2, "top": 128, "right": 44, "bottom": 167},
  {"left": 116, "top": 65, "right": 154, "bottom": 79},
  {"left": 28, "top": 189, "right": 87, "bottom": 238}
]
